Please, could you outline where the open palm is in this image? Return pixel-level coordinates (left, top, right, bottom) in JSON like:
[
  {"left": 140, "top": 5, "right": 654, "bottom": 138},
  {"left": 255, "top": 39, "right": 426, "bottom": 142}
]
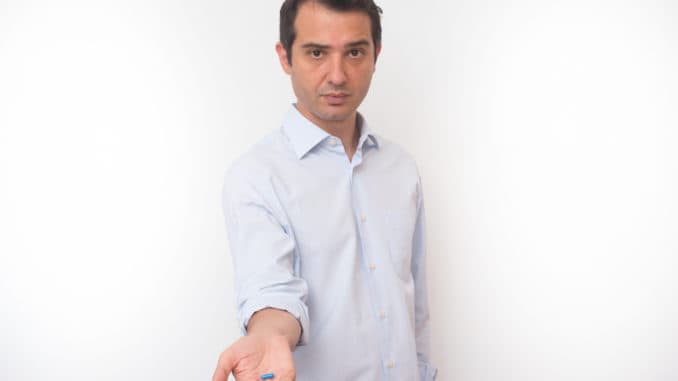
[{"left": 213, "top": 335, "right": 296, "bottom": 381}]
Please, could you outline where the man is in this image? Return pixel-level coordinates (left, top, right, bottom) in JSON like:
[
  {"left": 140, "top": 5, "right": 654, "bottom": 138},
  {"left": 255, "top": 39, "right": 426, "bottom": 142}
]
[{"left": 213, "top": 1, "right": 437, "bottom": 380}]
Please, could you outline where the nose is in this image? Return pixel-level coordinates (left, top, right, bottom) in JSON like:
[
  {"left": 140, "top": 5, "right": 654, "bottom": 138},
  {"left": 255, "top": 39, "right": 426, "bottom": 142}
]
[{"left": 327, "top": 54, "right": 347, "bottom": 87}]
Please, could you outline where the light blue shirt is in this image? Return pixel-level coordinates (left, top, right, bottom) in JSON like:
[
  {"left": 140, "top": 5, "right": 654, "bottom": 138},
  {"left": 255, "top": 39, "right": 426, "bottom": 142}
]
[{"left": 222, "top": 105, "right": 437, "bottom": 380}]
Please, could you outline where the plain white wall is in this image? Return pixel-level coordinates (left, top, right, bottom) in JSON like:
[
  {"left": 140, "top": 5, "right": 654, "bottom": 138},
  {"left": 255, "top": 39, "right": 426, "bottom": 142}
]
[{"left": 1, "top": 1, "right": 677, "bottom": 380}]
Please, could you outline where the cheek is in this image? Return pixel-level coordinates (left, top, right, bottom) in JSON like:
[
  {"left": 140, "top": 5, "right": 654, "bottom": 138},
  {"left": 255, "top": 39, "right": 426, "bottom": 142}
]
[
  {"left": 293, "top": 68, "right": 323, "bottom": 91},
  {"left": 354, "top": 68, "right": 375, "bottom": 90},
  {"left": 291, "top": 73, "right": 311, "bottom": 93}
]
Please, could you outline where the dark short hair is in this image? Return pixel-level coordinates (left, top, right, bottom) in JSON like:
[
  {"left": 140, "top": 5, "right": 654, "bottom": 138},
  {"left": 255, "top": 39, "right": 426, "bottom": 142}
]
[{"left": 280, "top": 0, "right": 383, "bottom": 65}]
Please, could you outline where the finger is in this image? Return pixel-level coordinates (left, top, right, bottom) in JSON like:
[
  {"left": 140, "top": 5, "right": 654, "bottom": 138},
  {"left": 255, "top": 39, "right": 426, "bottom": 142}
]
[
  {"left": 211, "top": 366, "right": 228, "bottom": 381},
  {"left": 212, "top": 348, "right": 236, "bottom": 381}
]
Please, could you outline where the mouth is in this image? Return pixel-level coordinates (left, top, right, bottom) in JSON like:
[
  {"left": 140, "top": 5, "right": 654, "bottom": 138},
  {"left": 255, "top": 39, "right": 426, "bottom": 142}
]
[{"left": 322, "top": 93, "right": 350, "bottom": 105}]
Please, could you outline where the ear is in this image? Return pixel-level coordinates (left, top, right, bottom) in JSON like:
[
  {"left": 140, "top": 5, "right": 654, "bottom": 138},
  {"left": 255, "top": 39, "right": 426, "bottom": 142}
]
[
  {"left": 275, "top": 42, "right": 292, "bottom": 75},
  {"left": 374, "top": 43, "right": 382, "bottom": 67}
]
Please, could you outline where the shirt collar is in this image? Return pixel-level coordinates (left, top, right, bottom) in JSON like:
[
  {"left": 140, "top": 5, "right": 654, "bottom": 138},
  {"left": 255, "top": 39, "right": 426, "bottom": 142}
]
[{"left": 281, "top": 104, "right": 379, "bottom": 160}]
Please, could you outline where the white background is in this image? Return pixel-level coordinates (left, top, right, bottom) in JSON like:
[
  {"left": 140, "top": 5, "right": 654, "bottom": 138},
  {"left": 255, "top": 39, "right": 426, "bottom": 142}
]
[{"left": 1, "top": 1, "right": 677, "bottom": 380}]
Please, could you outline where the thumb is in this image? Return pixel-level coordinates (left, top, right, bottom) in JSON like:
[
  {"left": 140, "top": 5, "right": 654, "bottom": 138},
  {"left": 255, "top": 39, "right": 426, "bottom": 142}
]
[{"left": 212, "top": 348, "right": 236, "bottom": 381}]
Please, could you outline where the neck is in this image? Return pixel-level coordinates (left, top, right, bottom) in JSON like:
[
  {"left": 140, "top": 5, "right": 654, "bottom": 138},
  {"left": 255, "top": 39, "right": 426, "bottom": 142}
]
[{"left": 296, "top": 105, "right": 360, "bottom": 160}]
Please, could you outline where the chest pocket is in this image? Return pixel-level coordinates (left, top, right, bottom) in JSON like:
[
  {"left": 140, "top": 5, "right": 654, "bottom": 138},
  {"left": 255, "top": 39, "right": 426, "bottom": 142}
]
[{"left": 386, "top": 209, "right": 416, "bottom": 282}]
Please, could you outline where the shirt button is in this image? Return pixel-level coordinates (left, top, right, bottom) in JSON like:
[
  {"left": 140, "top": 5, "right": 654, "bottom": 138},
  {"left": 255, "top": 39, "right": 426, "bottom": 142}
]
[
  {"left": 360, "top": 215, "right": 366, "bottom": 223},
  {"left": 387, "top": 360, "right": 394, "bottom": 369},
  {"left": 379, "top": 310, "right": 386, "bottom": 320},
  {"left": 330, "top": 138, "right": 338, "bottom": 146},
  {"left": 369, "top": 263, "right": 376, "bottom": 272}
]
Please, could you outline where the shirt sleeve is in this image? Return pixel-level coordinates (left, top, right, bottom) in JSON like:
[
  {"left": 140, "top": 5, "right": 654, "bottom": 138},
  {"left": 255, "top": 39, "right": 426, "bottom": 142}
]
[
  {"left": 222, "top": 166, "right": 310, "bottom": 345},
  {"left": 412, "top": 177, "right": 438, "bottom": 380}
]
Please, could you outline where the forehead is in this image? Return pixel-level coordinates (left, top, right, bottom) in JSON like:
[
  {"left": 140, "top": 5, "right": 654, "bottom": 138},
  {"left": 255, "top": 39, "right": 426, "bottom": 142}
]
[{"left": 294, "top": 2, "right": 373, "bottom": 47}]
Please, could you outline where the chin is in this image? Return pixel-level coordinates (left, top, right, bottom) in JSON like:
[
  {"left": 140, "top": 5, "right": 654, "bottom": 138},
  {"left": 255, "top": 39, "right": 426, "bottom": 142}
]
[
  {"left": 319, "top": 113, "right": 350, "bottom": 123},
  {"left": 316, "top": 107, "right": 353, "bottom": 121}
]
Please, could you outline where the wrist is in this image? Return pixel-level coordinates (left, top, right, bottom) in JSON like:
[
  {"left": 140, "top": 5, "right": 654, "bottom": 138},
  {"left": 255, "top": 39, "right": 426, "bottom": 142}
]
[{"left": 246, "top": 308, "right": 302, "bottom": 350}]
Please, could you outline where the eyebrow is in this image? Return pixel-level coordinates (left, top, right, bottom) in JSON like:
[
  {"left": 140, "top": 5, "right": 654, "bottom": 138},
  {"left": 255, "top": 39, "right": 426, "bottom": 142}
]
[
  {"left": 346, "top": 40, "right": 370, "bottom": 48},
  {"left": 300, "top": 43, "right": 331, "bottom": 50},
  {"left": 300, "top": 39, "right": 371, "bottom": 50}
]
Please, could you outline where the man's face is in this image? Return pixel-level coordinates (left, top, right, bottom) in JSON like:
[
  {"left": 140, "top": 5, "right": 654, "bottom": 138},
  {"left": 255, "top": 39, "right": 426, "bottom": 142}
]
[{"left": 276, "top": 2, "right": 380, "bottom": 129}]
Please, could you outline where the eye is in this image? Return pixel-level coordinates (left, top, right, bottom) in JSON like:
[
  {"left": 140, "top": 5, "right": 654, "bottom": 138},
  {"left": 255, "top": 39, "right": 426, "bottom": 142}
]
[
  {"left": 310, "top": 49, "right": 323, "bottom": 58},
  {"left": 349, "top": 49, "right": 363, "bottom": 57}
]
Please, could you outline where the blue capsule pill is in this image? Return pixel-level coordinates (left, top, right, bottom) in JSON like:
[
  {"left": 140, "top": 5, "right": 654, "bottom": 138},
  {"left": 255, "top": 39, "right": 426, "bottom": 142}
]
[{"left": 260, "top": 373, "right": 274, "bottom": 380}]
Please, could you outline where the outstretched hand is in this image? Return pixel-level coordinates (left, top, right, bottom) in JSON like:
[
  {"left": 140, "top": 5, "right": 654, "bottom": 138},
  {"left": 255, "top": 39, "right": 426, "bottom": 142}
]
[{"left": 212, "top": 334, "right": 296, "bottom": 381}]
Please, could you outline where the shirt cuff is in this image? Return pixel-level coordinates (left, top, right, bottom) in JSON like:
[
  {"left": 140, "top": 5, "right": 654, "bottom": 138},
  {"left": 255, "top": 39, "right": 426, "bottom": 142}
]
[{"left": 238, "top": 294, "right": 310, "bottom": 346}]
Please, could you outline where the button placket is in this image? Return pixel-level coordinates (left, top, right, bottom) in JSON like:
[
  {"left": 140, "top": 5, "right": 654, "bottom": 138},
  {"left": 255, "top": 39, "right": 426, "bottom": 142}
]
[{"left": 351, "top": 168, "right": 392, "bottom": 372}]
